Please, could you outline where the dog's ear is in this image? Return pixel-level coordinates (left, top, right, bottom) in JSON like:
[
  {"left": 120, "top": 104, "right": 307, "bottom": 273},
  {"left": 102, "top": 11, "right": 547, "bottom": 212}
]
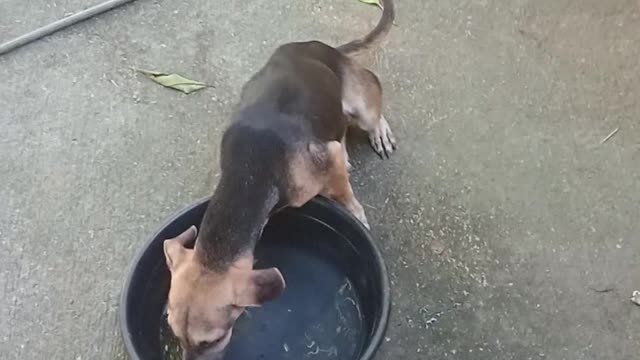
[
  {"left": 163, "top": 226, "right": 197, "bottom": 270},
  {"left": 175, "top": 225, "right": 198, "bottom": 245},
  {"left": 233, "top": 267, "right": 286, "bottom": 307}
]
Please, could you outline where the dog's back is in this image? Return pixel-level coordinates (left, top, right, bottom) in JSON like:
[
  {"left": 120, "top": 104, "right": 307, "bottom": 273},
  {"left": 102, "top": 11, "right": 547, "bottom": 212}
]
[{"left": 237, "top": 41, "right": 349, "bottom": 144}]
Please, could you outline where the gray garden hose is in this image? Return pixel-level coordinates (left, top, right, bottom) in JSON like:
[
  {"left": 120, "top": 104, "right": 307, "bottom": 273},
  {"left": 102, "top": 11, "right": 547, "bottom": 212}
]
[{"left": 0, "top": 0, "right": 139, "bottom": 56}]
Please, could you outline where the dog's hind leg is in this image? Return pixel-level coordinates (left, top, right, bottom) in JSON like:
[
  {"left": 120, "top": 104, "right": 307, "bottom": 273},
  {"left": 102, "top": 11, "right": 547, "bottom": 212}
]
[
  {"left": 341, "top": 61, "right": 397, "bottom": 158},
  {"left": 287, "top": 141, "right": 368, "bottom": 228},
  {"left": 340, "top": 135, "right": 353, "bottom": 171},
  {"left": 320, "top": 141, "right": 369, "bottom": 228}
]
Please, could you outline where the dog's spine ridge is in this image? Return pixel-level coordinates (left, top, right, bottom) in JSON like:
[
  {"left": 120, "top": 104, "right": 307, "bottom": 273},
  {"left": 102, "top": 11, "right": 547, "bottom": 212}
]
[{"left": 337, "top": 0, "right": 395, "bottom": 55}]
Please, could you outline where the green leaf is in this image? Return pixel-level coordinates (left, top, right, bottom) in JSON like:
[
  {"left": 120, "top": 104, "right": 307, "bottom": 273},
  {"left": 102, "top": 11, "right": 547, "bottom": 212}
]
[
  {"left": 358, "top": 0, "right": 383, "bottom": 9},
  {"left": 136, "top": 69, "right": 211, "bottom": 94}
]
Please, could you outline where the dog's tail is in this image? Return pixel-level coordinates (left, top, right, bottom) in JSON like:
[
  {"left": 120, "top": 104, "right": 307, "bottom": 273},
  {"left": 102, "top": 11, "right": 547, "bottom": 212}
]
[{"left": 337, "top": 0, "right": 395, "bottom": 56}]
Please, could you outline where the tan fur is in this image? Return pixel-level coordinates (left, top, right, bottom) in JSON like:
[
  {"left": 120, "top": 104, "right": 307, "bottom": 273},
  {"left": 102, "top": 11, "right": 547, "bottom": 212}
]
[
  {"left": 341, "top": 60, "right": 383, "bottom": 131},
  {"left": 286, "top": 146, "right": 326, "bottom": 207},
  {"left": 320, "top": 141, "right": 369, "bottom": 228},
  {"left": 286, "top": 141, "right": 369, "bottom": 228},
  {"left": 164, "top": 228, "right": 283, "bottom": 358},
  {"left": 165, "top": 246, "right": 247, "bottom": 350},
  {"left": 341, "top": 60, "right": 396, "bottom": 158}
]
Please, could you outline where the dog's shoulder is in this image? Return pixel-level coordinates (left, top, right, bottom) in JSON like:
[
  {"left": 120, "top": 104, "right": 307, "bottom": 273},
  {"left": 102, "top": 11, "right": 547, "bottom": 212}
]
[{"left": 221, "top": 110, "right": 304, "bottom": 173}]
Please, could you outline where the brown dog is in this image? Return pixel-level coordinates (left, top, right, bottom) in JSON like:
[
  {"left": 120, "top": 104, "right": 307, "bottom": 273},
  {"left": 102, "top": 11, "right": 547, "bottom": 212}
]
[{"left": 163, "top": 1, "right": 395, "bottom": 359}]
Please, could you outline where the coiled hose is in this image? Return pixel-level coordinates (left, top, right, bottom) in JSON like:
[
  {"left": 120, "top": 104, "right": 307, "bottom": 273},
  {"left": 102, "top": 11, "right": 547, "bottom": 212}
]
[{"left": 0, "top": 0, "right": 139, "bottom": 56}]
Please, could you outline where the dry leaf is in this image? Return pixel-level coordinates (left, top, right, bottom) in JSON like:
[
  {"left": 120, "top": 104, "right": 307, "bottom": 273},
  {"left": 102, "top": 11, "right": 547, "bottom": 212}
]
[
  {"left": 136, "top": 69, "right": 211, "bottom": 94},
  {"left": 358, "top": 0, "right": 383, "bottom": 9}
]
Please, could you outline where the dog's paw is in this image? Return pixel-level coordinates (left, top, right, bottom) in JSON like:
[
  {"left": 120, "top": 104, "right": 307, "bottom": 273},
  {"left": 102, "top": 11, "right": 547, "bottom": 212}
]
[
  {"left": 346, "top": 160, "right": 353, "bottom": 171},
  {"left": 349, "top": 200, "right": 370, "bottom": 229},
  {"left": 368, "top": 116, "right": 396, "bottom": 159},
  {"left": 360, "top": 215, "right": 371, "bottom": 230},
  {"left": 354, "top": 209, "right": 370, "bottom": 229}
]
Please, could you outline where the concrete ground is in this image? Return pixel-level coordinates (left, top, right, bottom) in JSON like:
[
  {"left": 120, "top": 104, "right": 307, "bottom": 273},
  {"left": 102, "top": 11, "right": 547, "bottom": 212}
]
[{"left": 1, "top": 0, "right": 639, "bottom": 359}]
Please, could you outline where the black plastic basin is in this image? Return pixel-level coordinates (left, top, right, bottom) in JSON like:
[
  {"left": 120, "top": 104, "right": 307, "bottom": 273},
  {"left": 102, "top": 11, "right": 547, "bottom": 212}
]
[{"left": 120, "top": 196, "right": 390, "bottom": 360}]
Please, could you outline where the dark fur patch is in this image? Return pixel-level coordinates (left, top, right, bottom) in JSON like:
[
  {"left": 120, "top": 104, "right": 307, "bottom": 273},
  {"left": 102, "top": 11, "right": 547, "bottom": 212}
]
[{"left": 195, "top": 41, "right": 354, "bottom": 270}]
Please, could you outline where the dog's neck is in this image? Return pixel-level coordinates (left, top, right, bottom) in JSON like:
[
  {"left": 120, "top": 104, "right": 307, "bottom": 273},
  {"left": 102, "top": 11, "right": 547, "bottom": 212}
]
[{"left": 195, "top": 173, "right": 280, "bottom": 271}]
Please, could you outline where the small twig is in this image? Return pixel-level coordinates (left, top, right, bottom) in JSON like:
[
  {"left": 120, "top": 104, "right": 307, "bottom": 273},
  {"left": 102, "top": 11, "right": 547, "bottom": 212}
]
[
  {"left": 363, "top": 203, "right": 378, "bottom": 210},
  {"left": 307, "top": 345, "right": 320, "bottom": 356},
  {"left": 600, "top": 127, "right": 619, "bottom": 144},
  {"left": 589, "top": 287, "right": 615, "bottom": 293}
]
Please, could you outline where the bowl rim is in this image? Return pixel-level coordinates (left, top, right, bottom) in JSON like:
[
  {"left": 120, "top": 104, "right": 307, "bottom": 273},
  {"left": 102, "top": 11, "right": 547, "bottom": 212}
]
[{"left": 119, "top": 195, "right": 391, "bottom": 360}]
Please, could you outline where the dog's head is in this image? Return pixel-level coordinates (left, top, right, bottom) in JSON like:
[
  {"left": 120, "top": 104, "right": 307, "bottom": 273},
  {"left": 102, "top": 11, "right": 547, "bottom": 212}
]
[{"left": 163, "top": 227, "right": 285, "bottom": 360}]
